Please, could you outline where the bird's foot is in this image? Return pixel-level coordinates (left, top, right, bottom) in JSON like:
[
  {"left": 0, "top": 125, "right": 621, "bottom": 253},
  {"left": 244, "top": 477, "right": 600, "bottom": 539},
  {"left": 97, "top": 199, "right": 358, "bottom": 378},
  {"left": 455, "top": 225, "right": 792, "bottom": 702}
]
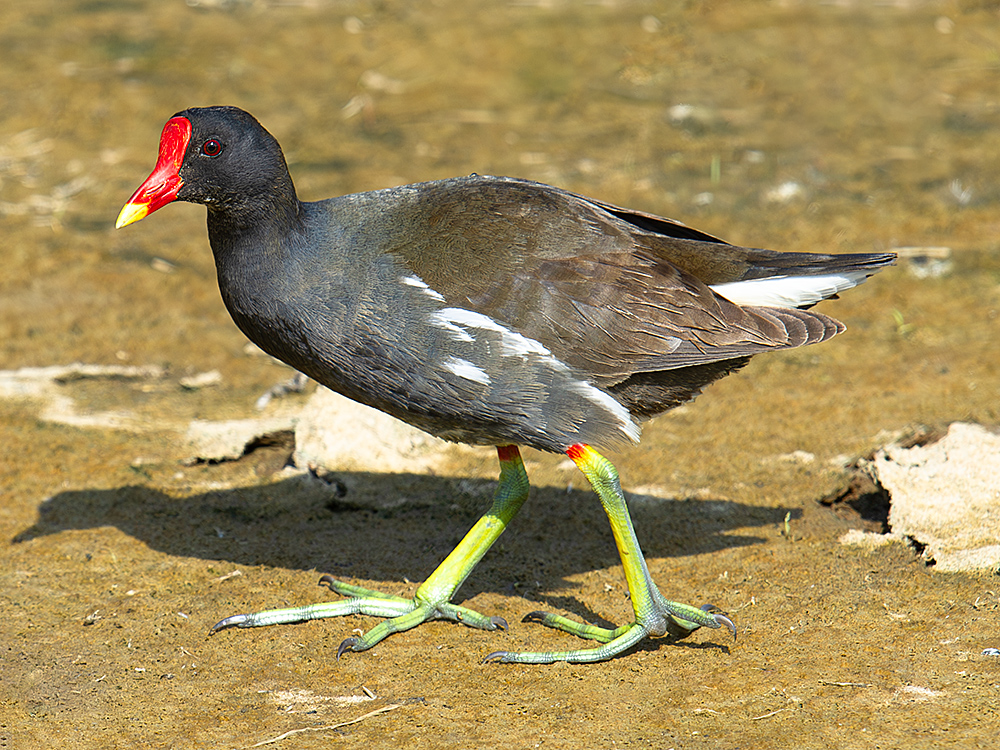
[
  {"left": 485, "top": 444, "right": 737, "bottom": 664},
  {"left": 211, "top": 446, "right": 530, "bottom": 658},
  {"left": 483, "top": 599, "right": 735, "bottom": 665},
  {"left": 210, "top": 575, "right": 507, "bottom": 657}
]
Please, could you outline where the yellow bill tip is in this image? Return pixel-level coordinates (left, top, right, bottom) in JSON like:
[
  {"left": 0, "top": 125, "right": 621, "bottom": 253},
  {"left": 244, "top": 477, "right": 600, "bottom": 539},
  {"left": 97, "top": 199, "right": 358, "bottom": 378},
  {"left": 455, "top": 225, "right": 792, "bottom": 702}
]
[{"left": 115, "top": 201, "right": 150, "bottom": 229}]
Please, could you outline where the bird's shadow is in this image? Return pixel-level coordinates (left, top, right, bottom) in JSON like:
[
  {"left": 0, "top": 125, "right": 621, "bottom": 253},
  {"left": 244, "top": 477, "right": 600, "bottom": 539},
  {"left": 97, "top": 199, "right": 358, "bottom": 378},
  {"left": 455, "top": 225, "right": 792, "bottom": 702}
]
[{"left": 14, "top": 468, "right": 794, "bottom": 630}]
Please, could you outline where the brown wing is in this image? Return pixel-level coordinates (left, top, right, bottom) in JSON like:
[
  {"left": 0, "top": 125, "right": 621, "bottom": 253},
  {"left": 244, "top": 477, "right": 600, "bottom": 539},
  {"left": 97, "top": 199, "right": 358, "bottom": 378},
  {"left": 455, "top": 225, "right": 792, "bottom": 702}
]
[{"left": 387, "top": 176, "right": 842, "bottom": 385}]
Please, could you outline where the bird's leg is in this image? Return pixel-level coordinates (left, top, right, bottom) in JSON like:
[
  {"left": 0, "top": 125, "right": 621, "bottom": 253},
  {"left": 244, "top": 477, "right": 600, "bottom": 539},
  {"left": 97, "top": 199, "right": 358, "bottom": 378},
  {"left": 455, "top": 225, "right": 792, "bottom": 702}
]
[
  {"left": 211, "top": 445, "right": 530, "bottom": 657},
  {"left": 485, "top": 443, "right": 735, "bottom": 664}
]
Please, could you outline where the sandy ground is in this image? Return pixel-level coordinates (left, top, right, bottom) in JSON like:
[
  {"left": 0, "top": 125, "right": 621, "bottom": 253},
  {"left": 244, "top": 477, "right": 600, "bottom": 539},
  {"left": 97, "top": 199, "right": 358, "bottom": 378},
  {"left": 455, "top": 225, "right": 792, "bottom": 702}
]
[{"left": 2, "top": 1, "right": 999, "bottom": 748}]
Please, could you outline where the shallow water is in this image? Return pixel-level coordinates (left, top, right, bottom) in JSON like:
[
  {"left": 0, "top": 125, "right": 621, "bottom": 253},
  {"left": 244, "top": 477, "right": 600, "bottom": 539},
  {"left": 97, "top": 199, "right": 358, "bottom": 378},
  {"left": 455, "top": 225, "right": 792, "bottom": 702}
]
[{"left": 2, "top": 1, "right": 999, "bottom": 748}]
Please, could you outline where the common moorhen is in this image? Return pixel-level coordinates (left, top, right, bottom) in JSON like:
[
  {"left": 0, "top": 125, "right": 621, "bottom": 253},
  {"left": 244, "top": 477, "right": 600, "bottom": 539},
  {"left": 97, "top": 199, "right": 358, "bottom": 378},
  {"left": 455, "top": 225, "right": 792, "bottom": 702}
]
[{"left": 117, "top": 106, "right": 894, "bottom": 663}]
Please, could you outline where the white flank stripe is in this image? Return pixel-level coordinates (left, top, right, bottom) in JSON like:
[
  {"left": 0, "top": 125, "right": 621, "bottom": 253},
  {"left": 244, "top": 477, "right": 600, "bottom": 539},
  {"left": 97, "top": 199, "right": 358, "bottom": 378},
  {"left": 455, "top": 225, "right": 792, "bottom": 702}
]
[
  {"left": 710, "top": 270, "right": 872, "bottom": 308},
  {"left": 429, "top": 308, "right": 552, "bottom": 357},
  {"left": 567, "top": 380, "right": 641, "bottom": 443},
  {"left": 400, "top": 274, "right": 446, "bottom": 302},
  {"left": 442, "top": 357, "right": 492, "bottom": 385},
  {"left": 429, "top": 307, "right": 639, "bottom": 443}
]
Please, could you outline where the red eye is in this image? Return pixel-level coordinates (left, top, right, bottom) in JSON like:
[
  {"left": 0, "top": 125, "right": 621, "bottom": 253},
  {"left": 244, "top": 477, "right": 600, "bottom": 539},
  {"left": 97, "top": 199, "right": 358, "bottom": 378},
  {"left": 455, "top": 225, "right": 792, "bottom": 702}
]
[{"left": 201, "top": 139, "right": 223, "bottom": 157}]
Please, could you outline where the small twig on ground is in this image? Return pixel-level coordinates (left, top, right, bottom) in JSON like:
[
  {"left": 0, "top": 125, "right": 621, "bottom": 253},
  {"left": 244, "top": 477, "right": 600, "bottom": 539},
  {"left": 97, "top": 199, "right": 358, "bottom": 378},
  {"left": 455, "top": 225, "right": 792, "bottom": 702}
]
[
  {"left": 241, "top": 703, "right": 403, "bottom": 749},
  {"left": 750, "top": 707, "right": 793, "bottom": 721},
  {"left": 819, "top": 681, "right": 871, "bottom": 688}
]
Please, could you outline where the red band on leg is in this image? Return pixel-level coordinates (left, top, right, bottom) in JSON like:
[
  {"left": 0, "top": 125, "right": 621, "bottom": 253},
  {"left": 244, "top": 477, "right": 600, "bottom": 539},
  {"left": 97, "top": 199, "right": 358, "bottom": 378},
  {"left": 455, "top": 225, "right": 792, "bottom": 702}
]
[{"left": 497, "top": 445, "right": 520, "bottom": 463}]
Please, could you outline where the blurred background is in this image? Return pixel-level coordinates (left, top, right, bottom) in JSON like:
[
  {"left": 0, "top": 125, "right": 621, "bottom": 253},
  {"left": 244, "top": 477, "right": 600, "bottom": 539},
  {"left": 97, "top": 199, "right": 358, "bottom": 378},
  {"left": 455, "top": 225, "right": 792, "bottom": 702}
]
[{"left": 2, "top": 1, "right": 999, "bottom": 747}]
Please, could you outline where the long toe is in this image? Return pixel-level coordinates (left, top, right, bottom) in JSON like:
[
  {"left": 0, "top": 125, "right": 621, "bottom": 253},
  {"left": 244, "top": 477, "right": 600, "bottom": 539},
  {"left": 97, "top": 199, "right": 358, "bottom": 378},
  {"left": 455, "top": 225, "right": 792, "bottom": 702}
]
[
  {"left": 520, "top": 610, "right": 624, "bottom": 643},
  {"left": 484, "top": 621, "right": 651, "bottom": 665}
]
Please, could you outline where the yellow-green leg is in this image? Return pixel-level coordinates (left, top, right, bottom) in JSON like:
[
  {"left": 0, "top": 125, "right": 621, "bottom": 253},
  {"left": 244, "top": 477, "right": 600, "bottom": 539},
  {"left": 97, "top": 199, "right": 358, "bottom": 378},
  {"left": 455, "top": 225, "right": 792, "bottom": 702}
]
[
  {"left": 484, "top": 443, "right": 735, "bottom": 664},
  {"left": 211, "top": 445, "right": 530, "bottom": 657}
]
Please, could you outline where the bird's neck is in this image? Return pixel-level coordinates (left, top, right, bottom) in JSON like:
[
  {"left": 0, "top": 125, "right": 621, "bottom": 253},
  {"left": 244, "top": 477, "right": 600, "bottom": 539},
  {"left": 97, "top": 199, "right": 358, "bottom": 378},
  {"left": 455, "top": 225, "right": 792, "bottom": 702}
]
[
  {"left": 205, "top": 189, "right": 304, "bottom": 322},
  {"left": 206, "top": 184, "right": 301, "bottom": 244}
]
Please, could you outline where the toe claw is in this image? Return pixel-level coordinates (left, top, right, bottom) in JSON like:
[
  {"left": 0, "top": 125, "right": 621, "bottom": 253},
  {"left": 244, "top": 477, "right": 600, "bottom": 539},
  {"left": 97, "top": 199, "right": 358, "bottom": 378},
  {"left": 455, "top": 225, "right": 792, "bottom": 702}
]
[
  {"left": 318, "top": 574, "right": 336, "bottom": 588},
  {"left": 713, "top": 612, "right": 737, "bottom": 641},
  {"left": 209, "top": 614, "right": 249, "bottom": 633},
  {"left": 490, "top": 616, "right": 509, "bottom": 631},
  {"left": 699, "top": 604, "right": 737, "bottom": 640},
  {"left": 521, "top": 610, "right": 548, "bottom": 624},
  {"left": 337, "top": 637, "right": 359, "bottom": 660},
  {"left": 482, "top": 650, "right": 509, "bottom": 664}
]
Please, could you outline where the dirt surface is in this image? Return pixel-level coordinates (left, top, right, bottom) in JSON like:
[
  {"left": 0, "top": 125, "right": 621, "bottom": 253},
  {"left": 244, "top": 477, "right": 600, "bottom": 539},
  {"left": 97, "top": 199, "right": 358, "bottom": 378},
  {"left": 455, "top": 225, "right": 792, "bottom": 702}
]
[{"left": 2, "top": 1, "right": 1000, "bottom": 747}]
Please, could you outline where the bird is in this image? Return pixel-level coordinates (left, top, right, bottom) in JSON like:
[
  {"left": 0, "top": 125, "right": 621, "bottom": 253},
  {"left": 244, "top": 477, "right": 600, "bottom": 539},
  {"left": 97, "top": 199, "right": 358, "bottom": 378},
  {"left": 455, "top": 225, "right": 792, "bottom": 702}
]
[{"left": 117, "top": 106, "right": 894, "bottom": 664}]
